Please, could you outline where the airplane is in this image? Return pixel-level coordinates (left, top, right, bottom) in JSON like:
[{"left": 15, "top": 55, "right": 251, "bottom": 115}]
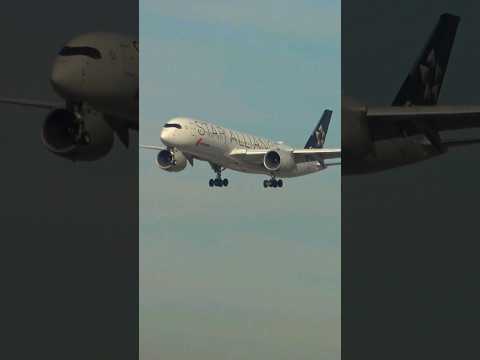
[
  {"left": 0, "top": 32, "right": 138, "bottom": 161},
  {"left": 342, "top": 13, "right": 480, "bottom": 175},
  {"left": 141, "top": 110, "right": 341, "bottom": 188}
]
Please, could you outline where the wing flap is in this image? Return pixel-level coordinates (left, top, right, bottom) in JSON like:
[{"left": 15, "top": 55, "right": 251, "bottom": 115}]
[
  {"left": 367, "top": 106, "right": 480, "bottom": 132},
  {"left": 228, "top": 148, "right": 266, "bottom": 164},
  {"left": 293, "top": 148, "right": 341, "bottom": 163}
]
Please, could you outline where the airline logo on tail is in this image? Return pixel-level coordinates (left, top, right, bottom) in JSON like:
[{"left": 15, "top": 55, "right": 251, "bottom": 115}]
[
  {"left": 304, "top": 109, "right": 332, "bottom": 149},
  {"left": 314, "top": 125, "right": 327, "bottom": 147},
  {"left": 393, "top": 13, "right": 460, "bottom": 106},
  {"left": 419, "top": 49, "right": 443, "bottom": 104}
]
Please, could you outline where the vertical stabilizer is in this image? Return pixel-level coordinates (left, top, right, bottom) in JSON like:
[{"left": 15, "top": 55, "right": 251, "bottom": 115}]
[{"left": 392, "top": 13, "right": 460, "bottom": 106}]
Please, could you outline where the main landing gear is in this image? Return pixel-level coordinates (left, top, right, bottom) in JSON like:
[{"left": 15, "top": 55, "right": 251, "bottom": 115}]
[
  {"left": 263, "top": 178, "right": 283, "bottom": 189},
  {"left": 209, "top": 163, "right": 229, "bottom": 188}
]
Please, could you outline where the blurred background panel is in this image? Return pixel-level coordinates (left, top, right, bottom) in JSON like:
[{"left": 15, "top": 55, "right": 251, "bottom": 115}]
[
  {"left": 0, "top": 1, "right": 138, "bottom": 359},
  {"left": 342, "top": 0, "right": 480, "bottom": 358}
]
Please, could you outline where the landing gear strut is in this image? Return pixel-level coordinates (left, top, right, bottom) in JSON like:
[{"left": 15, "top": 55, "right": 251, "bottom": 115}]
[
  {"left": 68, "top": 103, "right": 91, "bottom": 145},
  {"left": 209, "top": 163, "right": 229, "bottom": 188},
  {"left": 263, "top": 177, "right": 283, "bottom": 189}
]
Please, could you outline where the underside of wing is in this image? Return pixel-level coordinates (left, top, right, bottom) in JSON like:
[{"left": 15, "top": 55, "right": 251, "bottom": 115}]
[
  {"left": 292, "top": 148, "right": 341, "bottom": 163},
  {"left": 0, "top": 97, "right": 63, "bottom": 110},
  {"left": 367, "top": 106, "right": 480, "bottom": 139},
  {"left": 228, "top": 149, "right": 266, "bottom": 164}
]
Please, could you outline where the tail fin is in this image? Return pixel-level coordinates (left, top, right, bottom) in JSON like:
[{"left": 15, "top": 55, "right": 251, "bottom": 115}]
[
  {"left": 392, "top": 13, "right": 460, "bottom": 106},
  {"left": 304, "top": 109, "right": 332, "bottom": 149}
]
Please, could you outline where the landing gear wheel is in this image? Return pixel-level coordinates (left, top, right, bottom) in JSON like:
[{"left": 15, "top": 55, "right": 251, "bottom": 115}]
[
  {"left": 263, "top": 178, "right": 283, "bottom": 188},
  {"left": 209, "top": 179, "right": 214, "bottom": 187},
  {"left": 208, "top": 163, "right": 228, "bottom": 188}
]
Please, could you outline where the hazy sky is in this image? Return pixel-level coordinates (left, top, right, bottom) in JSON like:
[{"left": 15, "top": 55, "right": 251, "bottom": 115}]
[{"left": 139, "top": 1, "right": 340, "bottom": 359}]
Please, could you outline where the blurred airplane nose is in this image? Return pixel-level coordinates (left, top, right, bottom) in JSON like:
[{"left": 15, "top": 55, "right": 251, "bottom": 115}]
[
  {"left": 160, "top": 128, "right": 170, "bottom": 145},
  {"left": 50, "top": 58, "right": 82, "bottom": 100}
]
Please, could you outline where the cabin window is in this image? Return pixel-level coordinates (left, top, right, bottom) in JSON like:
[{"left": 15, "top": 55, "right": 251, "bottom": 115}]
[
  {"left": 59, "top": 46, "right": 102, "bottom": 59},
  {"left": 164, "top": 123, "right": 182, "bottom": 129}
]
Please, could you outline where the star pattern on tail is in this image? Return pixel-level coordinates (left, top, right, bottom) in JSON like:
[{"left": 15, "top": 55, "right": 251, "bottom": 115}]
[{"left": 419, "top": 49, "right": 443, "bottom": 104}]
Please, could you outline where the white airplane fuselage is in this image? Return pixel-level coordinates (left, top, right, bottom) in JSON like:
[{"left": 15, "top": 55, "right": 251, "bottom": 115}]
[
  {"left": 51, "top": 32, "right": 139, "bottom": 125},
  {"left": 160, "top": 117, "right": 324, "bottom": 178}
]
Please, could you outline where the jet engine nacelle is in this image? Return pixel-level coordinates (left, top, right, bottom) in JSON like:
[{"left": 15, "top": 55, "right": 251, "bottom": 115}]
[
  {"left": 42, "top": 109, "right": 114, "bottom": 161},
  {"left": 156, "top": 149, "right": 187, "bottom": 172},
  {"left": 263, "top": 149, "right": 296, "bottom": 173},
  {"left": 341, "top": 97, "right": 374, "bottom": 159}
]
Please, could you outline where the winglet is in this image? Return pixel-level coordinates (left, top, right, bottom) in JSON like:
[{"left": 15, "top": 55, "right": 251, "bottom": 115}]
[{"left": 304, "top": 109, "right": 332, "bottom": 149}]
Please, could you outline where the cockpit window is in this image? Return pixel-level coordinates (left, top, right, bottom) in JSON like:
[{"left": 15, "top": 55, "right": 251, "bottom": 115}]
[
  {"left": 58, "top": 46, "right": 102, "bottom": 59},
  {"left": 164, "top": 123, "right": 182, "bottom": 129}
]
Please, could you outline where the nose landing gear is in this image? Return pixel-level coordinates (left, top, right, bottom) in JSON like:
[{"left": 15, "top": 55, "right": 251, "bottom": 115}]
[
  {"left": 263, "top": 178, "right": 283, "bottom": 189},
  {"left": 67, "top": 120, "right": 91, "bottom": 145},
  {"left": 208, "top": 163, "right": 229, "bottom": 188},
  {"left": 68, "top": 103, "right": 92, "bottom": 145}
]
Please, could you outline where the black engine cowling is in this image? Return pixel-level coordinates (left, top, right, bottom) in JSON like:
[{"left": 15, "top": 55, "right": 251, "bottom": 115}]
[
  {"left": 42, "top": 109, "right": 114, "bottom": 161},
  {"left": 156, "top": 149, "right": 187, "bottom": 172}
]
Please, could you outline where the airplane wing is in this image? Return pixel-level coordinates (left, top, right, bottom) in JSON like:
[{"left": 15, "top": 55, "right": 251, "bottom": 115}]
[
  {"left": 228, "top": 149, "right": 265, "bottom": 163},
  {"left": 325, "top": 161, "right": 341, "bottom": 166},
  {"left": 367, "top": 106, "right": 480, "bottom": 132},
  {"left": 367, "top": 106, "right": 480, "bottom": 151},
  {"left": 140, "top": 144, "right": 165, "bottom": 151},
  {"left": 229, "top": 148, "right": 341, "bottom": 164},
  {"left": 0, "top": 97, "right": 62, "bottom": 110},
  {"left": 292, "top": 148, "right": 341, "bottom": 162}
]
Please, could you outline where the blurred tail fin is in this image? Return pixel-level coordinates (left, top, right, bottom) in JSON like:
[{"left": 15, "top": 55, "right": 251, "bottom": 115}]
[{"left": 392, "top": 13, "right": 460, "bottom": 106}]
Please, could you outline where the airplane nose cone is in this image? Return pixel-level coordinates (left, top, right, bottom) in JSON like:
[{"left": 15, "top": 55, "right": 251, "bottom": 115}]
[
  {"left": 50, "top": 58, "right": 82, "bottom": 99},
  {"left": 160, "top": 129, "right": 170, "bottom": 145},
  {"left": 161, "top": 128, "right": 180, "bottom": 147}
]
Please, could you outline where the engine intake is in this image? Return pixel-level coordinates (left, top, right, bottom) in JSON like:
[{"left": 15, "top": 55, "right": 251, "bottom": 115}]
[
  {"left": 263, "top": 149, "right": 295, "bottom": 173},
  {"left": 264, "top": 150, "right": 281, "bottom": 171},
  {"left": 156, "top": 149, "right": 187, "bottom": 172},
  {"left": 42, "top": 108, "right": 114, "bottom": 161}
]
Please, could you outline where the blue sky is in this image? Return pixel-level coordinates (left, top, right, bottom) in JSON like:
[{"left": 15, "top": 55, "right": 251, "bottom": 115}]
[{"left": 140, "top": 1, "right": 341, "bottom": 359}]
